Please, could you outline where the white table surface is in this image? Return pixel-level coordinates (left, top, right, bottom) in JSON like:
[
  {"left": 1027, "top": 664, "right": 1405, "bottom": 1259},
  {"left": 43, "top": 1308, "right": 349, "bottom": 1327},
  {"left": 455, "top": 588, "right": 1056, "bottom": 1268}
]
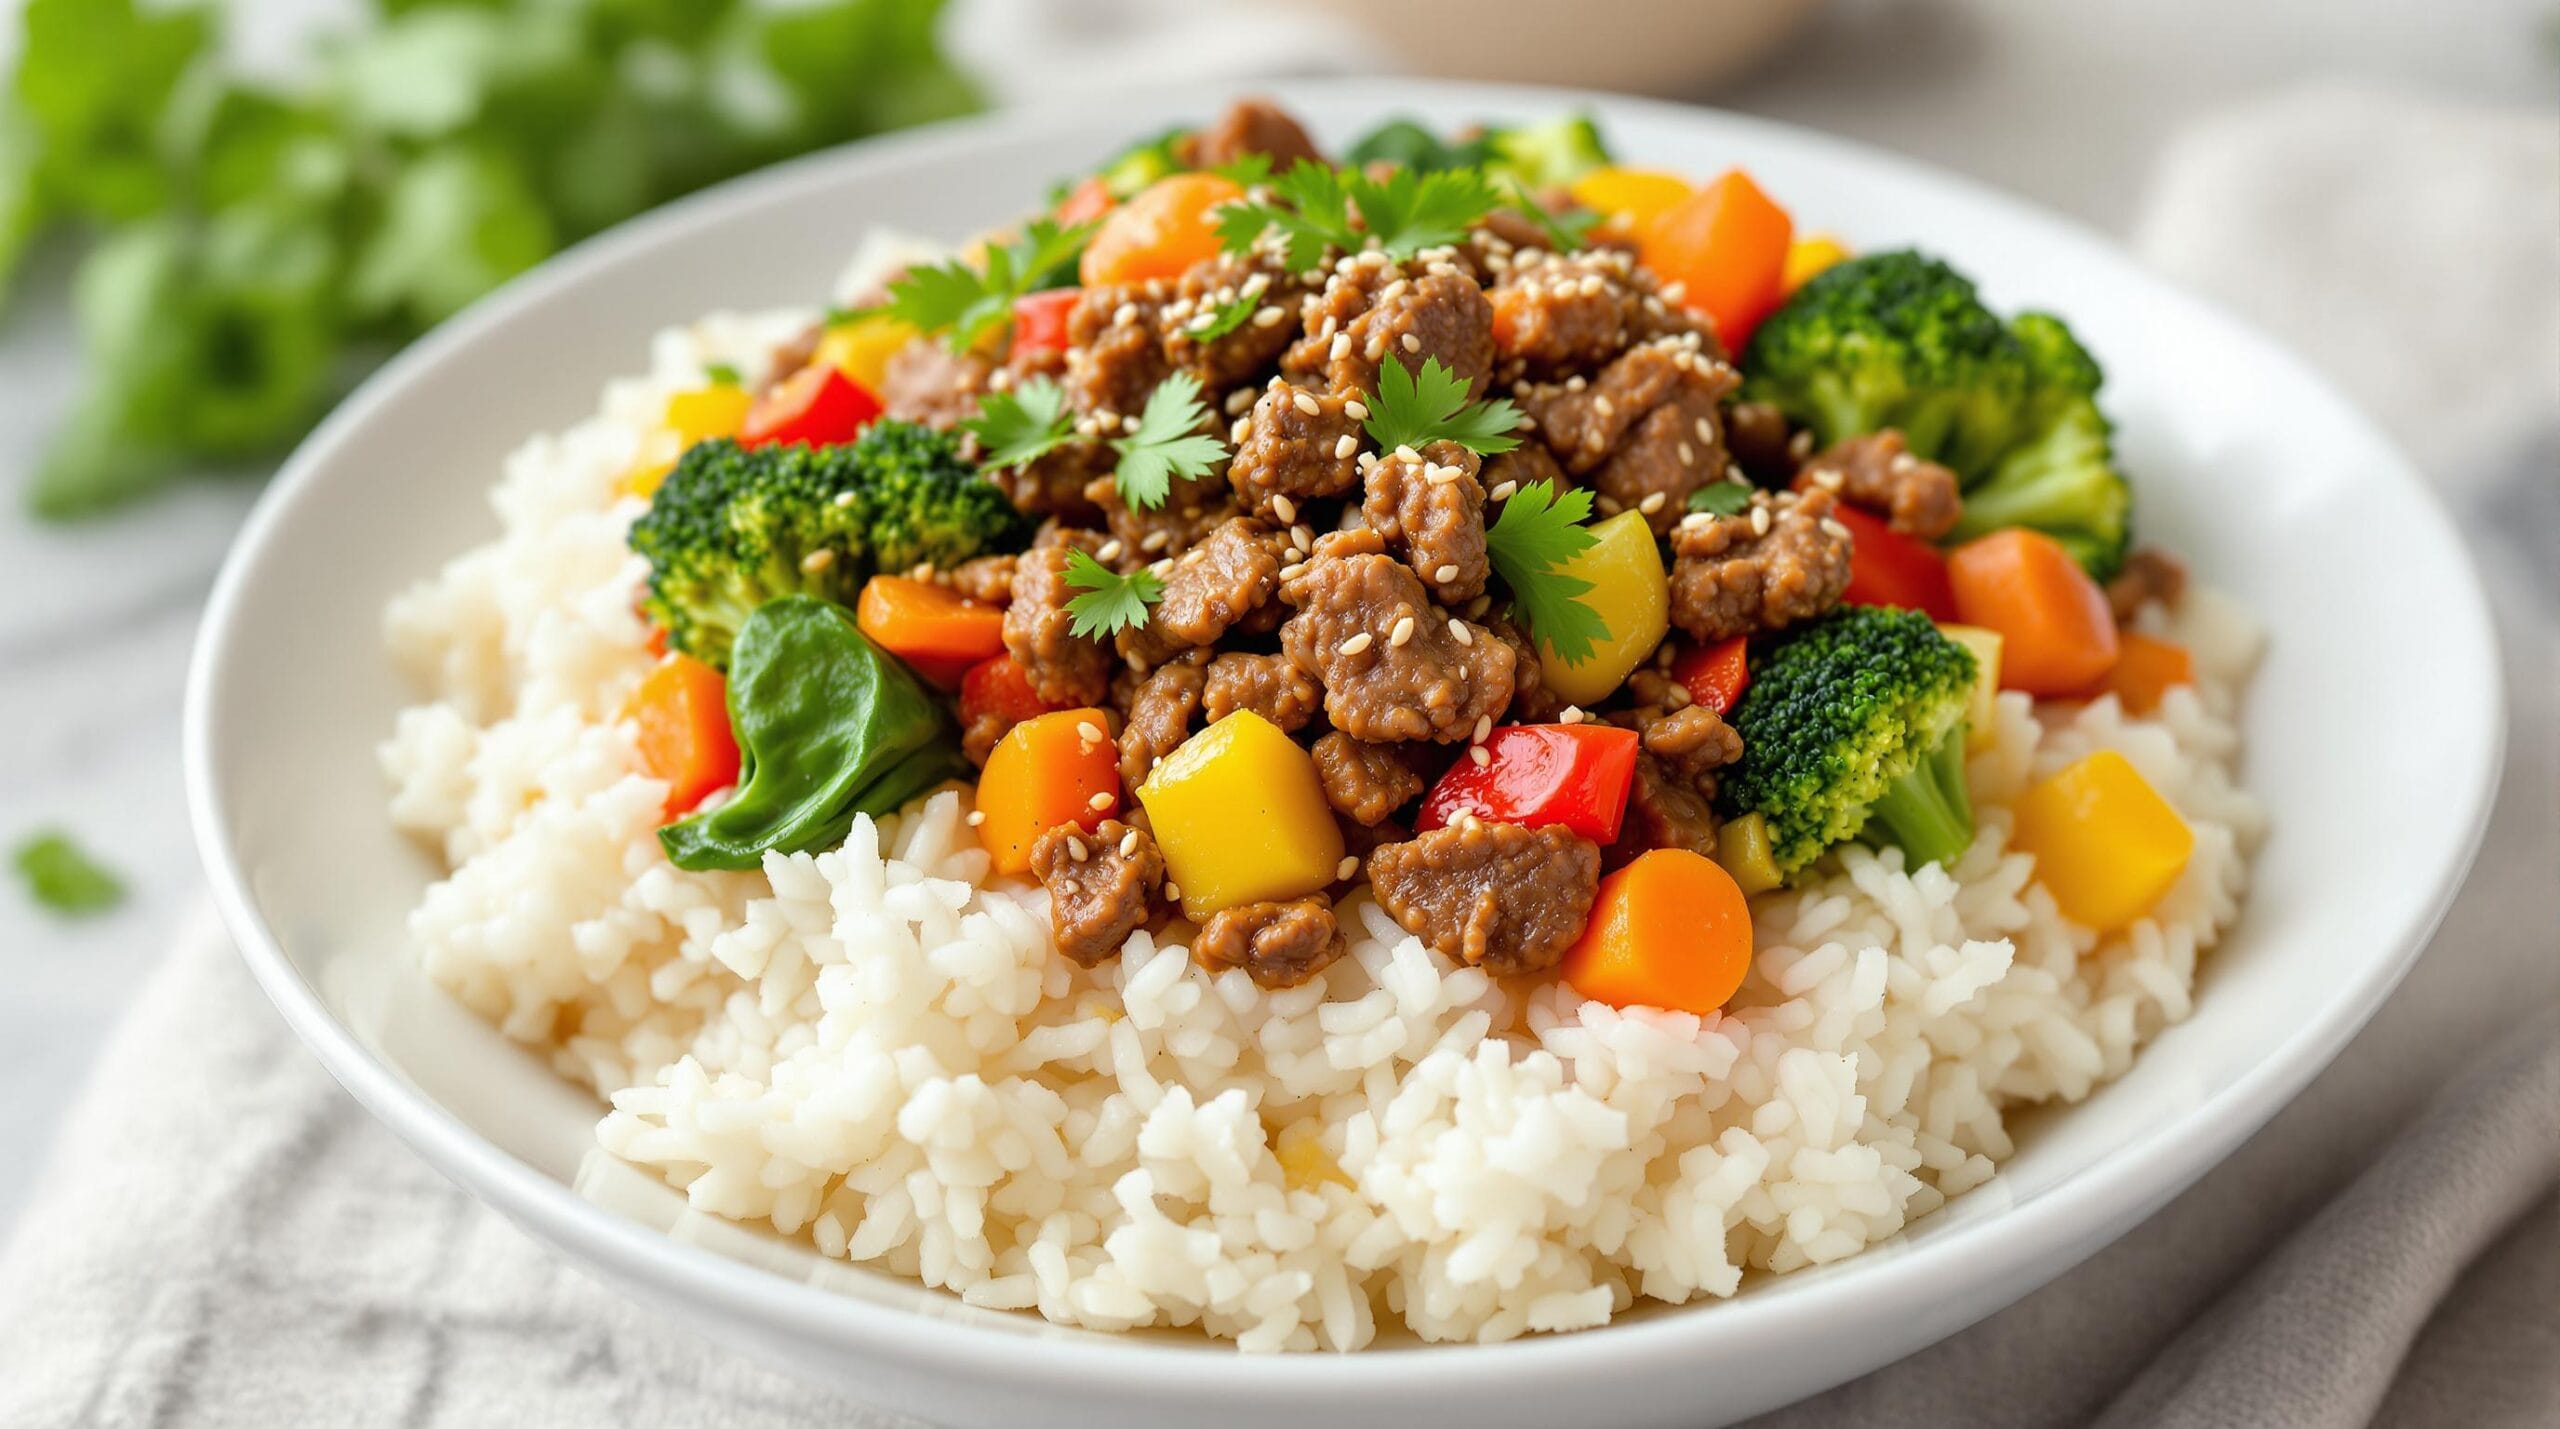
[{"left": 0, "top": 0, "right": 2549, "bottom": 1234}]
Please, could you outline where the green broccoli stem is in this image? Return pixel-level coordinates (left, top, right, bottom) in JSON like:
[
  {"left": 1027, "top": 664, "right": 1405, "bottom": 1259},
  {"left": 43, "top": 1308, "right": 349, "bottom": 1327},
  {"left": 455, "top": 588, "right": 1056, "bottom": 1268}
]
[{"left": 1864, "top": 724, "right": 1976, "bottom": 871}]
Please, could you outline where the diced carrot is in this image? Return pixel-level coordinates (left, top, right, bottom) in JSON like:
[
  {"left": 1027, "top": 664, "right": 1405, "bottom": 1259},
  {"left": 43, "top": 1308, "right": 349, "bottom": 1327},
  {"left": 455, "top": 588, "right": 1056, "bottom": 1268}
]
[
  {"left": 2092, "top": 632, "right": 2193, "bottom": 715},
  {"left": 1079, "top": 173, "right": 1243, "bottom": 288},
  {"left": 856, "top": 575, "right": 1005, "bottom": 688},
  {"left": 1561, "top": 849, "right": 1755, "bottom": 1016},
  {"left": 959, "top": 654, "right": 1060, "bottom": 738},
  {"left": 1638, "top": 169, "right": 1793, "bottom": 349},
  {"left": 974, "top": 708, "right": 1122, "bottom": 875},
  {"left": 1946, "top": 528, "right": 2120, "bottom": 696},
  {"left": 619, "top": 654, "right": 739, "bottom": 817},
  {"left": 1055, "top": 174, "right": 1116, "bottom": 227}
]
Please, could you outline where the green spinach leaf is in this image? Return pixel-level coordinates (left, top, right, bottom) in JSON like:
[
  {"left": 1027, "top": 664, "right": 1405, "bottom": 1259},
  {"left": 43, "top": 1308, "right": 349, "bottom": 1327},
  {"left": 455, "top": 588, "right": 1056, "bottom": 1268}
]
[{"left": 660, "top": 596, "right": 966, "bottom": 871}]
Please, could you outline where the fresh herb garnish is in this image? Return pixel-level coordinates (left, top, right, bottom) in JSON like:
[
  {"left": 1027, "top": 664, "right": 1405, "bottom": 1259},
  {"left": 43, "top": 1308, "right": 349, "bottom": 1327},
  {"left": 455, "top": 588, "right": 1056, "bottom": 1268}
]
[
  {"left": 1216, "top": 160, "right": 1504, "bottom": 270},
  {"left": 1500, "top": 182, "right": 1598, "bottom": 254},
  {"left": 1060, "top": 548, "right": 1165, "bottom": 639},
  {"left": 1184, "top": 289, "right": 1266, "bottom": 344},
  {"left": 12, "top": 830, "right": 124, "bottom": 916},
  {"left": 963, "top": 376, "right": 1075, "bottom": 469},
  {"left": 703, "top": 362, "right": 742, "bottom": 386},
  {"left": 1208, "top": 152, "right": 1275, "bottom": 188},
  {"left": 1688, "top": 480, "right": 1755, "bottom": 516},
  {"left": 1364, "top": 356, "right": 1524, "bottom": 456},
  {"left": 1484, "top": 479, "right": 1610, "bottom": 664},
  {"left": 1111, "top": 372, "right": 1227, "bottom": 509},
  {"left": 880, "top": 218, "right": 1098, "bottom": 354}
]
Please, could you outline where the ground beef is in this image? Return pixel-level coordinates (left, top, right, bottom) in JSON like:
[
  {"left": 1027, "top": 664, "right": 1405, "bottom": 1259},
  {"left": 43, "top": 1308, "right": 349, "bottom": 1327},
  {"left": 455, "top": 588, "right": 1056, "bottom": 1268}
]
[
  {"left": 1366, "top": 821, "right": 1601, "bottom": 975},
  {"left": 1485, "top": 246, "right": 1688, "bottom": 376},
  {"left": 1183, "top": 97, "right": 1325, "bottom": 172},
  {"left": 1028, "top": 819, "right": 1163, "bottom": 967},
  {"left": 1004, "top": 545, "right": 1113, "bottom": 706},
  {"left": 1117, "top": 652, "right": 1206, "bottom": 789},
  {"left": 1640, "top": 703, "right": 1744, "bottom": 783},
  {"left": 2107, "top": 546, "right": 2189, "bottom": 622},
  {"left": 1606, "top": 755, "right": 1720, "bottom": 864},
  {"left": 1201, "top": 651, "right": 1322, "bottom": 732},
  {"left": 1227, "top": 380, "right": 1364, "bottom": 522},
  {"left": 1192, "top": 897, "right": 1345, "bottom": 988},
  {"left": 1063, "top": 287, "right": 1172, "bottom": 423},
  {"left": 1090, "top": 472, "right": 1234, "bottom": 562},
  {"left": 1723, "top": 399, "right": 1803, "bottom": 487},
  {"left": 1516, "top": 338, "right": 1736, "bottom": 530},
  {"left": 1483, "top": 615, "right": 1564, "bottom": 722},
  {"left": 1338, "top": 813, "right": 1414, "bottom": 862},
  {"left": 1479, "top": 440, "right": 1569, "bottom": 510},
  {"left": 1310, "top": 730, "right": 1428, "bottom": 825},
  {"left": 1799, "top": 430, "right": 1962, "bottom": 539},
  {"left": 1361, "top": 441, "right": 1488, "bottom": 602},
  {"left": 947, "top": 554, "right": 1016, "bottom": 605},
  {"left": 1668, "top": 488, "right": 1854, "bottom": 641},
  {"left": 1285, "top": 259, "right": 1496, "bottom": 400},
  {"left": 988, "top": 438, "right": 1109, "bottom": 519},
  {"left": 1279, "top": 546, "right": 1514, "bottom": 742},
  {"left": 879, "top": 339, "right": 992, "bottom": 429},
  {"left": 1164, "top": 253, "right": 1305, "bottom": 391},
  {"left": 1117, "top": 517, "right": 1285, "bottom": 668}
]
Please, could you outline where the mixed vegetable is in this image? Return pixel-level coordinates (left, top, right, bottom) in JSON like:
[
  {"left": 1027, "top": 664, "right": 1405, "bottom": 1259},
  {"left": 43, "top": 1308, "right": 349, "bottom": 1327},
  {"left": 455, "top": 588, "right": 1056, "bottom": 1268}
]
[{"left": 613, "top": 100, "right": 2205, "bottom": 1021}]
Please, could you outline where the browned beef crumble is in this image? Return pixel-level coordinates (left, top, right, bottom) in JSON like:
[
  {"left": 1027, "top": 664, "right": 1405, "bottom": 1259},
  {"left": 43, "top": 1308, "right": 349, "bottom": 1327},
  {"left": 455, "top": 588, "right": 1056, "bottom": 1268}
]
[
  {"left": 1361, "top": 441, "right": 1489, "bottom": 603},
  {"left": 1201, "top": 651, "right": 1322, "bottom": 732},
  {"left": 1181, "top": 97, "right": 1325, "bottom": 172},
  {"left": 1486, "top": 247, "right": 1695, "bottom": 377},
  {"left": 1279, "top": 544, "right": 1514, "bottom": 743},
  {"left": 1640, "top": 703, "right": 1745, "bottom": 783},
  {"left": 1668, "top": 488, "right": 1854, "bottom": 642},
  {"left": 1367, "top": 821, "right": 1601, "bottom": 975},
  {"left": 1117, "top": 517, "right": 1286, "bottom": 668},
  {"left": 1089, "top": 472, "right": 1233, "bottom": 563},
  {"left": 1479, "top": 440, "right": 1570, "bottom": 510},
  {"left": 1193, "top": 897, "right": 1346, "bottom": 988},
  {"left": 1516, "top": 339, "right": 1736, "bottom": 531},
  {"left": 987, "top": 440, "right": 1110, "bottom": 520},
  {"left": 1310, "top": 731, "right": 1428, "bottom": 826},
  {"left": 879, "top": 341, "right": 993, "bottom": 429},
  {"left": 1483, "top": 615, "right": 1564, "bottom": 723},
  {"left": 1799, "top": 430, "right": 1962, "bottom": 540},
  {"left": 2107, "top": 546, "right": 2189, "bottom": 623},
  {"left": 1607, "top": 755, "right": 1721, "bottom": 864},
  {"left": 1004, "top": 545, "right": 1113, "bottom": 707},
  {"left": 1029, "top": 819, "right": 1164, "bottom": 967},
  {"left": 947, "top": 554, "right": 1017, "bottom": 605},
  {"left": 1165, "top": 253, "right": 1307, "bottom": 390},
  {"left": 1284, "top": 260, "right": 1496, "bottom": 400},
  {"left": 1227, "top": 380, "right": 1365, "bottom": 522},
  {"left": 1117, "top": 652, "right": 1207, "bottom": 789},
  {"left": 1063, "top": 287, "right": 1173, "bottom": 423}
]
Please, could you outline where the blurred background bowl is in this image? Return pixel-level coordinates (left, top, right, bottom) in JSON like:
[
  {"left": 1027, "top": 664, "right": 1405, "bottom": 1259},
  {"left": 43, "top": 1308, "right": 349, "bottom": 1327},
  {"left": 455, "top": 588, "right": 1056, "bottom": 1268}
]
[{"left": 1287, "top": 0, "right": 1825, "bottom": 94}]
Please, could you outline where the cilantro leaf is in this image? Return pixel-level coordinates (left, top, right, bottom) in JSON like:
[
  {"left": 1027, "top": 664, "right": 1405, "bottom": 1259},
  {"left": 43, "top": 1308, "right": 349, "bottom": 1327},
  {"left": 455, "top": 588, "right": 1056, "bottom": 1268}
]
[
  {"left": 1500, "top": 180, "right": 1597, "bottom": 254},
  {"left": 1183, "top": 288, "right": 1265, "bottom": 344},
  {"left": 1061, "top": 548, "right": 1165, "bottom": 640},
  {"left": 881, "top": 217, "right": 1099, "bottom": 352},
  {"left": 1209, "top": 152, "right": 1274, "bottom": 188},
  {"left": 1688, "top": 480, "right": 1756, "bottom": 516},
  {"left": 1216, "top": 160, "right": 1508, "bottom": 270},
  {"left": 13, "top": 829, "right": 124, "bottom": 916},
  {"left": 1364, "top": 356, "right": 1524, "bottom": 456},
  {"left": 1484, "top": 479, "right": 1610, "bottom": 664},
  {"left": 1347, "top": 166, "right": 1501, "bottom": 260},
  {"left": 1215, "top": 158, "right": 1354, "bottom": 272},
  {"left": 963, "top": 376, "right": 1075, "bottom": 469},
  {"left": 1111, "top": 372, "right": 1227, "bottom": 509},
  {"left": 703, "top": 361, "right": 742, "bottom": 386}
]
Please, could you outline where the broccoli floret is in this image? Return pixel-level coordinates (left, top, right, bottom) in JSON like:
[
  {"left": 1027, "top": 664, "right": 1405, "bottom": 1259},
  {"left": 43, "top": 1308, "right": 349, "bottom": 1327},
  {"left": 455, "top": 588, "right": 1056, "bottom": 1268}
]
[
  {"left": 1742, "top": 251, "right": 2132, "bottom": 579},
  {"left": 1718, "top": 607, "right": 1980, "bottom": 875},
  {"left": 1483, "top": 113, "right": 1613, "bottom": 191},
  {"left": 1342, "top": 117, "right": 1494, "bottom": 174},
  {"left": 628, "top": 420, "right": 1027, "bottom": 669},
  {"left": 1088, "top": 126, "right": 1188, "bottom": 199}
]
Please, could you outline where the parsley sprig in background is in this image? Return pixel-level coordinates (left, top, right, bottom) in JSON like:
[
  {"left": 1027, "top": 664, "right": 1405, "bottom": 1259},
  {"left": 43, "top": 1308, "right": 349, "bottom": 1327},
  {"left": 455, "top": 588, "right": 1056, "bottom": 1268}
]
[{"left": 0, "top": 0, "right": 980, "bottom": 519}]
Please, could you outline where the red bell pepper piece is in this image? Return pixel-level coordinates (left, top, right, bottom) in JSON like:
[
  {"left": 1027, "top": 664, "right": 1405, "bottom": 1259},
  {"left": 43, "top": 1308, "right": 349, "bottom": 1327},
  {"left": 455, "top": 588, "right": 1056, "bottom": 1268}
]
[
  {"left": 1829, "top": 501, "right": 1958, "bottom": 621},
  {"left": 739, "top": 364, "right": 881, "bottom": 450},
  {"left": 1672, "top": 636, "right": 1751, "bottom": 715},
  {"left": 1417, "top": 724, "right": 1641, "bottom": 844},
  {"left": 959, "top": 654, "right": 1061, "bottom": 735},
  {"left": 1054, "top": 175, "right": 1115, "bottom": 227},
  {"left": 1011, "top": 288, "right": 1082, "bottom": 361}
]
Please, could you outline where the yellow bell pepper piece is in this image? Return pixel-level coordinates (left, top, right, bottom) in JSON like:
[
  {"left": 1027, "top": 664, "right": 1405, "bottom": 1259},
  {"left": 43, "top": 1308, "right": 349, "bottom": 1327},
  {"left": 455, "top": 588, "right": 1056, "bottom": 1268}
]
[
  {"left": 1782, "top": 234, "right": 1850, "bottom": 294},
  {"left": 1568, "top": 167, "right": 1694, "bottom": 233},
  {"left": 816, "top": 315, "right": 918, "bottom": 392},
  {"left": 1537, "top": 509, "right": 1669, "bottom": 707},
  {"left": 620, "top": 428, "right": 685, "bottom": 500},
  {"left": 1936, "top": 622, "right": 2005, "bottom": 752},
  {"left": 1138, "top": 711, "right": 1343, "bottom": 921},
  {"left": 2011, "top": 751, "right": 2193, "bottom": 933},
  {"left": 664, "top": 383, "right": 753, "bottom": 445},
  {"left": 1713, "top": 811, "right": 1784, "bottom": 895}
]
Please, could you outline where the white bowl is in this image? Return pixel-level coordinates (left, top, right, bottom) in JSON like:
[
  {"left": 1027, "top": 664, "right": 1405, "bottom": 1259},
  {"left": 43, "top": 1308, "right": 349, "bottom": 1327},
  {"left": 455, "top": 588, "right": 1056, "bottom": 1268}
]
[{"left": 185, "top": 79, "right": 2503, "bottom": 1428}]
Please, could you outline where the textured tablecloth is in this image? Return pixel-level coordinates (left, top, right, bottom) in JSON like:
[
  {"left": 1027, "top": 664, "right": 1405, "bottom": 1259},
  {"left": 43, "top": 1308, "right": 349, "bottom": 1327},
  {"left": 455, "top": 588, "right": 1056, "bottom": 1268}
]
[{"left": 1, "top": 84, "right": 2553, "bottom": 1429}]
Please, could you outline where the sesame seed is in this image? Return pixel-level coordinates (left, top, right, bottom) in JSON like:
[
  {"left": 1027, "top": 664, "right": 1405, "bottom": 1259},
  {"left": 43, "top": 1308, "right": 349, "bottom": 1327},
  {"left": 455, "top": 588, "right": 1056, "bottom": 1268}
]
[
  {"left": 1164, "top": 881, "right": 1181, "bottom": 902},
  {"left": 1272, "top": 494, "right": 1298, "bottom": 524},
  {"left": 1434, "top": 563, "right": 1460, "bottom": 583},
  {"left": 1389, "top": 615, "right": 1415, "bottom": 647},
  {"left": 1279, "top": 561, "right": 1308, "bottom": 581},
  {"left": 1076, "top": 720, "right": 1106, "bottom": 748},
  {"left": 1448, "top": 618, "right": 1473, "bottom": 646},
  {"left": 833, "top": 490, "right": 857, "bottom": 508},
  {"left": 1336, "top": 855, "right": 1360, "bottom": 880},
  {"left": 1468, "top": 745, "right": 1491, "bottom": 768},
  {"left": 1112, "top": 302, "right": 1138, "bottom": 326},
  {"left": 1823, "top": 518, "right": 1853, "bottom": 540},
  {"left": 1596, "top": 495, "right": 1622, "bottom": 516},
  {"left": 1291, "top": 524, "right": 1314, "bottom": 551},
  {"left": 1141, "top": 530, "right": 1170, "bottom": 552},
  {"left": 1811, "top": 467, "right": 1844, "bottom": 491},
  {"left": 1516, "top": 414, "right": 1538, "bottom": 432},
  {"left": 1096, "top": 539, "right": 1124, "bottom": 563},
  {"left": 1490, "top": 480, "right": 1518, "bottom": 502},
  {"left": 1339, "top": 632, "right": 1373, "bottom": 655},
  {"left": 1695, "top": 416, "right": 1716, "bottom": 444},
  {"left": 1639, "top": 492, "right": 1667, "bottom": 514},
  {"left": 1066, "top": 836, "right": 1089, "bottom": 861},
  {"left": 1225, "top": 388, "right": 1255, "bottom": 415},
  {"left": 1395, "top": 444, "right": 1420, "bottom": 462},
  {"left": 1188, "top": 311, "right": 1216, "bottom": 333},
  {"left": 1344, "top": 400, "right": 1369, "bottom": 421},
  {"left": 1088, "top": 791, "right": 1115, "bottom": 812},
  {"left": 800, "top": 549, "right": 836, "bottom": 574},
  {"left": 1329, "top": 332, "right": 1352, "bottom": 362},
  {"left": 1789, "top": 430, "right": 1814, "bottom": 458},
  {"left": 1121, "top": 829, "right": 1140, "bottom": 857},
  {"left": 1678, "top": 442, "right": 1696, "bottom": 465},
  {"left": 1750, "top": 506, "right": 1773, "bottom": 537},
  {"left": 1254, "top": 306, "right": 1287, "bottom": 327},
  {"left": 1334, "top": 433, "right": 1358, "bottom": 459},
  {"left": 1427, "top": 463, "right": 1460, "bottom": 485},
  {"left": 1293, "top": 391, "right": 1321, "bottom": 417},
  {"left": 1660, "top": 281, "right": 1687, "bottom": 303},
  {"left": 1400, "top": 333, "right": 1422, "bottom": 353},
  {"left": 1680, "top": 511, "right": 1714, "bottom": 531},
  {"left": 1472, "top": 715, "right": 1492, "bottom": 743},
  {"left": 966, "top": 810, "right": 987, "bottom": 826},
  {"left": 1560, "top": 706, "right": 1584, "bottom": 725},
  {"left": 1465, "top": 595, "right": 1491, "bottom": 619}
]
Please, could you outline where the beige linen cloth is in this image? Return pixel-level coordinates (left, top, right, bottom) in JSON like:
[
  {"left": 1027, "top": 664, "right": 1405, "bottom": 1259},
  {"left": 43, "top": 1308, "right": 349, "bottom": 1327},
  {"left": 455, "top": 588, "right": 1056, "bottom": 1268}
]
[{"left": 1, "top": 86, "right": 2552, "bottom": 1427}]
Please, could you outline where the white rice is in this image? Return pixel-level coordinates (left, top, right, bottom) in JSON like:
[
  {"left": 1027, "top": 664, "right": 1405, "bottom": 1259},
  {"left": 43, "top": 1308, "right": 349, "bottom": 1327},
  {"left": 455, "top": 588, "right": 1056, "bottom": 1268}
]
[{"left": 380, "top": 309, "right": 2265, "bottom": 1351}]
